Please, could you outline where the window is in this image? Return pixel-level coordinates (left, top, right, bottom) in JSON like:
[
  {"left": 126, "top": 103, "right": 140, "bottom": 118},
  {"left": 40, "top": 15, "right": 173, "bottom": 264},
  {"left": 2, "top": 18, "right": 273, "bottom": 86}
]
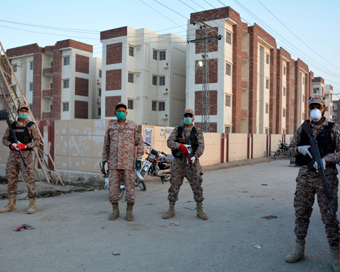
[
  {"left": 325, "top": 94, "right": 329, "bottom": 99},
  {"left": 129, "top": 46, "right": 134, "bottom": 57},
  {"left": 50, "top": 83, "right": 53, "bottom": 89},
  {"left": 265, "top": 104, "right": 269, "bottom": 114},
  {"left": 50, "top": 104, "right": 52, "bottom": 112},
  {"left": 313, "top": 88, "right": 319, "bottom": 94},
  {"left": 159, "top": 101, "right": 165, "bottom": 111},
  {"left": 153, "top": 50, "right": 157, "bottom": 60},
  {"left": 283, "top": 129, "right": 286, "bottom": 134},
  {"left": 283, "top": 87, "right": 286, "bottom": 96},
  {"left": 226, "top": 63, "right": 231, "bottom": 76},
  {"left": 51, "top": 61, "right": 53, "bottom": 67},
  {"left": 99, "top": 70, "right": 102, "bottom": 78},
  {"left": 13, "top": 65, "right": 17, "bottom": 72},
  {"left": 63, "top": 102, "right": 69, "bottom": 112},
  {"left": 303, "top": 95, "right": 305, "bottom": 102},
  {"left": 266, "top": 54, "right": 270, "bottom": 64},
  {"left": 283, "top": 66, "right": 286, "bottom": 75},
  {"left": 63, "top": 56, "right": 70, "bottom": 66},
  {"left": 265, "top": 128, "right": 269, "bottom": 134},
  {"left": 98, "top": 108, "right": 101, "bottom": 116},
  {"left": 29, "top": 83, "right": 33, "bottom": 92},
  {"left": 29, "top": 62, "right": 33, "bottom": 70},
  {"left": 152, "top": 101, "right": 157, "bottom": 111},
  {"left": 63, "top": 79, "right": 69, "bottom": 89},
  {"left": 283, "top": 108, "right": 286, "bottom": 117},
  {"left": 152, "top": 76, "right": 157, "bottom": 86},
  {"left": 128, "top": 73, "right": 134, "bottom": 83},
  {"left": 159, "top": 76, "right": 165, "bottom": 86},
  {"left": 128, "top": 99, "right": 134, "bottom": 110},
  {"left": 98, "top": 89, "right": 101, "bottom": 97},
  {"left": 225, "top": 95, "right": 231, "bottom": 107},
  {"left": 225, "top": 126, "right": 231, "bottom": 133},
  {"left": 159, "top": 51, "right": 166, "bottom": 60},
  {"left": 266, "top": 79, "right": 269, "bottom": 89},
  {"left": 29, "top": 104, "right": 33, "bottom": 112},
  {"left": 226, "top": 31, "right": 232, "bottom": 45}
]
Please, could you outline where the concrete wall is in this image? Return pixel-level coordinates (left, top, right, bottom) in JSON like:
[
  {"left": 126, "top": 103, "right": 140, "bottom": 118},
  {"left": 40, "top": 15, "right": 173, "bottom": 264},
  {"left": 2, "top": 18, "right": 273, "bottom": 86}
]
[{"left": 0, "top": 119, "right": 292, "bottom": 175}]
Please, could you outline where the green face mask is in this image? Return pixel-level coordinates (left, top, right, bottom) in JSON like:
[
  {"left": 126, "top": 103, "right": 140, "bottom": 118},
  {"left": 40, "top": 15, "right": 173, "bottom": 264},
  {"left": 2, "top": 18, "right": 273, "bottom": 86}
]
[
  {"left": 183, "top": 117, "right": 192, "bottom": 125},
  {"left": 19, "top": 113, "right": 28, "bottom": 119},
  {"left": 116, "top": 112, "right": 126, "bottom": 121}
]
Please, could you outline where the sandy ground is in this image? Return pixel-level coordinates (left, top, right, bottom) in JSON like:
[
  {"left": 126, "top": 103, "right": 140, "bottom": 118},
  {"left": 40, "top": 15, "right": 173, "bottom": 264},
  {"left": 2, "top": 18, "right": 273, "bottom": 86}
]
[{"left": 0, "top": 159, "right": 336, "bottom": 272}]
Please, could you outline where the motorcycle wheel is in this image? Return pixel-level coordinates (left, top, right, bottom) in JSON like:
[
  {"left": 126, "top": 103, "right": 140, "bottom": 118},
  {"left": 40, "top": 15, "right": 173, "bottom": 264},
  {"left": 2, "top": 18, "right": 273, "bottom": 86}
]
[
  {"left": 135, "top": 170, "right": 146, "bottom": 191},
  {"left": 160, "top": 175, "right": 171, "bottom": 183},
  {"left": 274, "top": 150, "right": 280, "bottom": 158}
]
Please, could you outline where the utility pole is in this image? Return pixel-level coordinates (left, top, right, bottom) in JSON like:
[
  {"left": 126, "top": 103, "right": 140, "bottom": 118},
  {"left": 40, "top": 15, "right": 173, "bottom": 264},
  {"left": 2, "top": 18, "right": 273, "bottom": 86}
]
[{"left": 188, "top": 21, "right": 222, "bottom": 132}]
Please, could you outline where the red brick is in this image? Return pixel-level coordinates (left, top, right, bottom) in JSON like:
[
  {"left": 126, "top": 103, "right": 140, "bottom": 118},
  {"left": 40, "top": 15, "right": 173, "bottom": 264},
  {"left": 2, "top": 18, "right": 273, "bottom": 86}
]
[
  {"left": 33, "top": 52, "right": 42, "bottom": 120},
  {"left": 194, "top": 90, "right": 218, "bottom": 115},
  {"left": 75, "top": 77, "right": 89, "bottom": 96},
  {"left": 101, "top": 27, "right": 128, "bottom": 41},
  {"left": 74, "top": 100, "right": 88, "bottom": 119},
  {"left": 195, "top": 59, "right": 218, "bottom": 84},
  {"left": 194, "top": 122, "right": 217, "bottom": 132},
  {"left": 195, "top": 27, "right": 218, "bottom": 54},
  {"left": 106, "top": 43, "right": 122, "bottom": 65},
  {"left": 105, "top": 96, "right": 122, "bottom": 117},
  {"left": 106, "top": 69, "right": 122, "bottom": 90},
  {"left": 75, "top": 54, "right": 89, "bottom": 74}
]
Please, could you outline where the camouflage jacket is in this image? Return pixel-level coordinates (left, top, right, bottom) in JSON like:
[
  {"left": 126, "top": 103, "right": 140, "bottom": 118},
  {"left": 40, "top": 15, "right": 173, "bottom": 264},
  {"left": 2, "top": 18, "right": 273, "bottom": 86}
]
[
  {"left": 102, "top": 120, "right": 144, "bottom": 170},
  {"left": 2, "top": 118, "right": 40, "bottom": 153},
  {"left": 289, "top": 118, "right": 340, "bottom": 173},
  {"left": 167, "top": 125, "right": 205, "bottom": 162}
]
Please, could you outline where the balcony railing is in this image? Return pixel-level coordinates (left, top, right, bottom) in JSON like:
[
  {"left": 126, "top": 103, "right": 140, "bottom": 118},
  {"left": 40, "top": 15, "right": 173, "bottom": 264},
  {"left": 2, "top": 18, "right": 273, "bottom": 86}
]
[
  {"left": 43, "top": 89, "right": 52, "bottom": 98},
  {"left": 43, "top": 67, "right": 53, "bottom": 77},
  {"left": 42, "top": 111, "right": 52, "bottom": 119}
]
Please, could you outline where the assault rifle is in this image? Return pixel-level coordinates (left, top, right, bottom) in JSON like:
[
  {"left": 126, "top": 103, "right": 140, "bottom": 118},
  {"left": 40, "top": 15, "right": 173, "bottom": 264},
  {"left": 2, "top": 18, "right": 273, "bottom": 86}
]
[
  {"left": 175, "top": 126, "right": 193, "bottom": 176},
  {"left": 0, "top": 110, "right": 29, "bottom": 175},
  {"left": 302, "top": 120, "right": 333, "bottom": 214}
]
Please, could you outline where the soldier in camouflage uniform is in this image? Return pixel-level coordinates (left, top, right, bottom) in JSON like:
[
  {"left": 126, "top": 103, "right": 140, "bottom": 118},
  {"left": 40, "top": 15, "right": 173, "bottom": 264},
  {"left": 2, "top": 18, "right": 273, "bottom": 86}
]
[
  {"left": 163, "top": 109, "right": 207, "bottom": 220},
  {"left": 286, "top": 95, "right": 340, "bottom": 272},
  {"left": 0, "top": 104, "right": 40, "bottom": 214},
  {"left": 102, "top": 102, "right": 144, "bottom": 221}
]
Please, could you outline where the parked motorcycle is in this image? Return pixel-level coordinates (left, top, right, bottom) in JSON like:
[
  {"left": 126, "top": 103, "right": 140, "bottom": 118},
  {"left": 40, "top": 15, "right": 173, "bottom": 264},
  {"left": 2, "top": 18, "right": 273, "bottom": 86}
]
[
  {"left": 99, "top": 161, "right": 146, "bottom": 199},
  {"left": 139, "top": 142, "right": 173, "bottom": 184},
  {"left": 274, "top": 140, "right": 289, "bottom": 158}
]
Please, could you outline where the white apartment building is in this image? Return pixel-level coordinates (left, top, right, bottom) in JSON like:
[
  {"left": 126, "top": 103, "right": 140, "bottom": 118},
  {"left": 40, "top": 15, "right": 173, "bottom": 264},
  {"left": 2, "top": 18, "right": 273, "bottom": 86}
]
[
  {"left": 100, "top": 26, "right": 186, "bottom": 127},
  {"left": 5, "top": 40, "right": 100, "bottom": 120},
  {"left": 312, "top": 77, "right": 333, "bottom": 120},
  {"left": 92, "top": 57, "right": 102, "bottom": 119}
]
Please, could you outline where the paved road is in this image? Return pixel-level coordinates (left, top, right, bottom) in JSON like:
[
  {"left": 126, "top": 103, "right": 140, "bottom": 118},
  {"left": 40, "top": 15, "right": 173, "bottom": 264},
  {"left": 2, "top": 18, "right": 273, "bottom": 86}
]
[{"left": 0, "top": 160, "right": 336, "bottom": 272}]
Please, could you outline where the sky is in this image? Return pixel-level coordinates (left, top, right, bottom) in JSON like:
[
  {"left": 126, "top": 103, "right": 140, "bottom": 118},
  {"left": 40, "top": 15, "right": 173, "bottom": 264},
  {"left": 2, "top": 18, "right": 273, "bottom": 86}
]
[{"left": 1, "top": 0, "right": 340, "bottom": 97}]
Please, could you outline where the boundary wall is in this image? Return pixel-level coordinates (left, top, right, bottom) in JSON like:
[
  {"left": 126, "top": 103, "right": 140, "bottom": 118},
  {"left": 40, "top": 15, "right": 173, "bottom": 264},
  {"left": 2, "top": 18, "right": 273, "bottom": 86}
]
[{"left": 0, "top": 119, "right": 294, "bottom": 174}]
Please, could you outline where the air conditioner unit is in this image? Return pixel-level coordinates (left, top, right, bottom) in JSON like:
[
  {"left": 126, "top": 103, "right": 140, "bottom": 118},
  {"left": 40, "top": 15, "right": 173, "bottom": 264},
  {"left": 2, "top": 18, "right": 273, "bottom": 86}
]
[
  {"left": 164, "top": 62, "right": 169, "bottom": 69},
  {"left": 163, "top": 114, "right": 168, "bottom": 119}
]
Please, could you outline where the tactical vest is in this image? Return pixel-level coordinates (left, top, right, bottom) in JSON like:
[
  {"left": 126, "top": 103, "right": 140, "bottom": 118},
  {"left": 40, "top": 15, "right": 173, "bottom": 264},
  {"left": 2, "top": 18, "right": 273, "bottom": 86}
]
[
  {"left": 172, "top": 126, "right": 199, "bottom": 159},
  {"left": 9, "top": 121, "right": 35, "bottom": 148},
  {"left": 295, "top": 122, "right": 335, "bottom": 166}
]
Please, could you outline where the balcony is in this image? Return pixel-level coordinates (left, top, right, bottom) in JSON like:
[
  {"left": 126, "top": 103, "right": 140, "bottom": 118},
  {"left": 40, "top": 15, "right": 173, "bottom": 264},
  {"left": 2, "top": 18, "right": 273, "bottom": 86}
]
[
  {"left": 43, "top": 89, "right": 52, "bottom": 98},
  {"left": 43, "top": 67, "right": 53, "bottom": 77},
  {"left": 241, "top": 107, "right": 248, "bottom": 119},
  {"left": 241, "top": 79, "right": 248, "bottom": 90},
  {"left": 42, "top": 111, "right": 52, "bottom": 119}
]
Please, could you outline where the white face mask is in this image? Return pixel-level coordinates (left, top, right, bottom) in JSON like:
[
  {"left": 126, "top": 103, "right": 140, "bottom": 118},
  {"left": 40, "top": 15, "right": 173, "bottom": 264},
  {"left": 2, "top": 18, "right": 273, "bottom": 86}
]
[{"left": 310, "top": 108, "right": 322, "bottom": 122}]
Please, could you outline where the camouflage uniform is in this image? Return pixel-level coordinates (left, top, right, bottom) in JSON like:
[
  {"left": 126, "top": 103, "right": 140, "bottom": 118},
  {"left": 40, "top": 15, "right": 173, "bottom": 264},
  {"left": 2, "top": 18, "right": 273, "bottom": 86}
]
[
  {"left": 102, "top": 120, "right": 144, "bottom": 203},
  {"left": 289, "top": 118, "right": 340, "bottom": 247},
  {"left": 167, "top": 126, "right": 205, "bottom": 203},
  {"left": 2, "top": 119, "right": 40, "bottom": 199}
]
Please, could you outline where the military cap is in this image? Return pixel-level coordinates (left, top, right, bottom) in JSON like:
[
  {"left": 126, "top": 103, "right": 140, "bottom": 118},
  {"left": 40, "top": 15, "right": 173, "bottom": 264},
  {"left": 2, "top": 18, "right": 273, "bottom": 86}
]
[
  {"left": 115, "top": 102, "right": 127, "bottom": 110},
  {"left": 309, "top": 95, "right": 325, "bottom": 106},
  {"left": 183, "top": 109, "right": 194, "bottom": 116}
]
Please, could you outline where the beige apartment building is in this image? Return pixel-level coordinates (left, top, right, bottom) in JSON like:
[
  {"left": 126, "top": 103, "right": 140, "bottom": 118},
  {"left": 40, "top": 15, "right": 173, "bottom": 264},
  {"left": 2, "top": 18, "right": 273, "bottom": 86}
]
[
  {"left": 100, "top": 26, "right": 186, "bottom": 127},
  {"left": 2, "top": 39, "right": 101, "bottom": 120}
]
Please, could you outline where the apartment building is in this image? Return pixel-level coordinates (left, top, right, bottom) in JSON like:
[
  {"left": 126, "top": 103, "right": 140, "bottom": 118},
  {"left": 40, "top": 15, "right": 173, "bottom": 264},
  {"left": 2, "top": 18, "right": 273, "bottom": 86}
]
[
  {"left": 186, "top": 7, "right": 314, "bottom": 134},
  {"left": 92, "top": 57, "right": 103, "bottom": 119},
  {"left": 3, "top": 39, "right": 101, "bottom": 120},
  {"left": 332, "top": 99, "right": 340, "bottom": 123},
  {"left": 100, "top": 26, "right": 186, "bottom": 127},
  {"left": 312, "top": 77, "right": 333, "bottom": 120}
]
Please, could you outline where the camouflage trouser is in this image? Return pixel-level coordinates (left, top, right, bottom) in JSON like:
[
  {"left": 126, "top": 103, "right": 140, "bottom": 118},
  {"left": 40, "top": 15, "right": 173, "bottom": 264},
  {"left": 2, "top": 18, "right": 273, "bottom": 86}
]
[
  {"left": 109, "top": 169, "right": 136, "bottom": 203},
  {"left": 294, "top": 166, "right": 340, "bottom": 247},
  {"left": 6, "top": 150, "right": 36, "bottom": 199},
  {"left": 168, "top": 158, "right": 204, "bottom": 203}
]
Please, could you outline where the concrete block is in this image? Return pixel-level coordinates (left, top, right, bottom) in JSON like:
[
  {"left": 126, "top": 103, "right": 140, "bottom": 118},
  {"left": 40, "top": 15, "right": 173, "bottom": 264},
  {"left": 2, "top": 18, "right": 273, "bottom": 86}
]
[
  {"left": 55, "top": 120, "right": 69, "bottom": 135},
  {"left": 92, "top": 136, "right": 104, "bottom": 158},
  {"left": 68, "top": 136, "right": 92, "bottom": 157},
  {"left": 69, "top": 119, "right": 93, "bottom": 136},
  {"left": 91, "top": 157, "right": 102, "bottom": 173},
  {"left": 55, "top": 135, "right": 68, "bottom": 156},
  {"left": 55, "top": 155, "right": 68, "bottom": 170},
  {"left": 68, "top": 156, "right": 92, "bottom": 172},
  {"left": 93, "top": 119, "right": 108, "bottom": 136}
]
